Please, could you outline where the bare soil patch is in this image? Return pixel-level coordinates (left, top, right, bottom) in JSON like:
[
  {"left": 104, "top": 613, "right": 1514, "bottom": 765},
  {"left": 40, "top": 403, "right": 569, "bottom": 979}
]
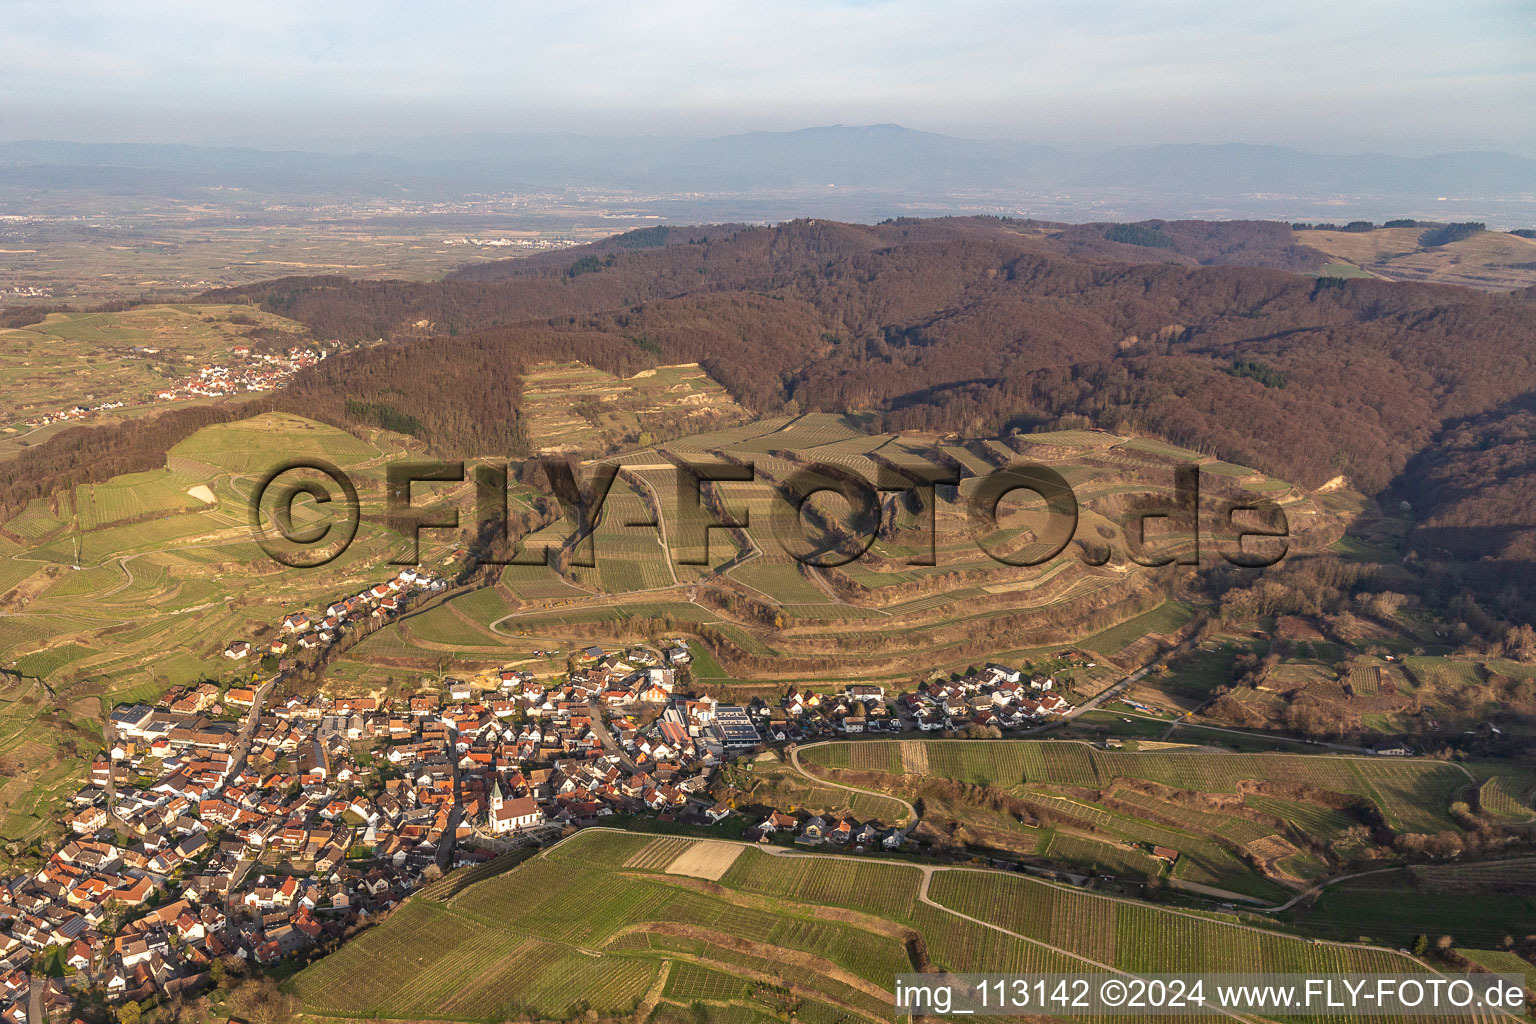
[{"left": 664, "top": 840, "right": 743, "bottom": 880}]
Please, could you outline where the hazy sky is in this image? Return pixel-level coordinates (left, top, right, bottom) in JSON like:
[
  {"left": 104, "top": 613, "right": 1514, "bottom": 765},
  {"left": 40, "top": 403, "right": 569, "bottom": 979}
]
[{"left": 3, "top": 0, "right": 1534, "bottom": 153}]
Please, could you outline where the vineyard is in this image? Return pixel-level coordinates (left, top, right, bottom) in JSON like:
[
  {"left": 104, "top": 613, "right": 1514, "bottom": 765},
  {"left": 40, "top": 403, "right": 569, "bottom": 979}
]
[
  {"left": 1040, "top": 830, "right": 1159, "bottom": 879},
  {"left": 1080, "top": 601, "right": 1194, "bottom": 658},
  {"left": 802, "top": 740, "right": 1520, "bottom": 836},
  {"left": 1291, "top": 868, "right": 1536, "bottom": 947},
  {"left": 1015, "top": 792, "right": 1288, "bottom": 900},
  {"left": 928, "top": 868, "right": 1424, "bottom": 981},
  {"left": 1477, "top": 777, "right": 1535, "bottom": 822},
  {"left": 288, "top": 830, "right": 1491, "bottom": 1024},
  {"left": 795, "top": 740, "right": 1536, "bottom": 903},
  {"left": 1407, "top": 858, "right": 1536, "bottom": 894}
]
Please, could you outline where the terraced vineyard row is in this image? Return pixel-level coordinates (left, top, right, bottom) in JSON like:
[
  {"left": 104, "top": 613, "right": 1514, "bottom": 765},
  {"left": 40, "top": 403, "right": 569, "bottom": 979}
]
[
  {"left": 1242, "top": 795, "right": 1364, "bottom": 846},
  {"left": 1477, "top": 777, "right": 1535, "bottom": 821},
  {"left": 1108, "top": 789, "right": 1278, "bottom": 845},
  {"left": 664, "top": 962, "right": 751, "bottom": 1002},
  {"left": 718, "top": 847, "right": 921, "bottom": 921}
]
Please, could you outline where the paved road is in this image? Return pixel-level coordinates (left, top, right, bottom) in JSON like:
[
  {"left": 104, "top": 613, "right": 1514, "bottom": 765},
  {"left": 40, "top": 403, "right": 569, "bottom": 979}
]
[
  {"left": 103, "top": 718, "right": 118, "bottom": 810},
  {"left": 1060, "top": 664, "right": 1151, "bottom": 721},
  {"left": 27, "top": 977, "right": 44, "bottom": 1024},
  {"left": 438, "top": 730, "right": 465, "bottom": 870},
  {"left": 586, "top": 699, "right": 639, "bottom": 771},
  {"left": 225, "top": 676, "right": 277, "bottom": 779}
]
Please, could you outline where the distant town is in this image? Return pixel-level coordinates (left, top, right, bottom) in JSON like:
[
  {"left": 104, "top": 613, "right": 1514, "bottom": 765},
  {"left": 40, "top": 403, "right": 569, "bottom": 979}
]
[{"left": 21, "top": 345, "right": 333, "bottom": 431}]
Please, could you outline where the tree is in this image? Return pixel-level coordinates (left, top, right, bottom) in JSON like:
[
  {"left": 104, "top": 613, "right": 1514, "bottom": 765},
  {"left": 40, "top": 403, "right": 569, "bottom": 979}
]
[
  {"left": 1412, "top": 934, "right": 1429, "bottom": 956},
  {"left": 1503, "top": 624, "right": 1536, "bottom": 663},
  {"left": 227, "top": 977, "right": 299, "bottom": 1024},
  {"left": 118, "top": 1001, "right": 143, "bottom": 1024}
]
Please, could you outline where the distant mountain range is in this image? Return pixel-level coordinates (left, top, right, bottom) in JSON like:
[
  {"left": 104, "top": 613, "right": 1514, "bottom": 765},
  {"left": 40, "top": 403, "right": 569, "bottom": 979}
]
[{"left": 3, "top": 125, "right": 1534, "bottom": 223}]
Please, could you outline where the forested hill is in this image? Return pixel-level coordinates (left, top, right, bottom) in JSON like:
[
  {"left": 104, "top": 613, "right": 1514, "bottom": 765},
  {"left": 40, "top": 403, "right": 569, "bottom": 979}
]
[
  {"left": 6, "top": 216, "right": 1533, "bottom": 612},
  {"left": 203, "top": 217, "right": 1533, "bottom": 488}
]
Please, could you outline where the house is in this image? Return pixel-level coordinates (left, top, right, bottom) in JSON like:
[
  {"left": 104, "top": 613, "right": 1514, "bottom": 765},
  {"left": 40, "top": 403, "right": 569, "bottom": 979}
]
[
  {"left": 796, "top": 815, "right": 828, "bottom": 845},
  {"left": 1037, "top": 693, "right": 1070, "bottom": 715},
  {"left": 68, "top": 806, "right": 108, "bottom": 835},
  {"left": 760, "top": 811, "right": 797, "bottom": 834},
  {"left": 65, "top": 939, "right": 94, "bottom": 972},
  {"left": 1373, "top": 741, "right": 1412, "bottom": 757},
  {"left": 223, "top": 641, "right": 251, "bottom": 660},
  {"left": 226, "top": 687, "right": 257, "bottom": 708}
]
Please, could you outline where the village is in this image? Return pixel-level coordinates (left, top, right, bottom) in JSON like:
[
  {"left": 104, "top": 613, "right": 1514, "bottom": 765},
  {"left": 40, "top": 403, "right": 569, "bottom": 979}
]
[
  {"left": 0, "top": 573, "right": 1078, "bottom": 1024},
  {"left": 20, "top": 345, "right": 332, "bottom": 431}
]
